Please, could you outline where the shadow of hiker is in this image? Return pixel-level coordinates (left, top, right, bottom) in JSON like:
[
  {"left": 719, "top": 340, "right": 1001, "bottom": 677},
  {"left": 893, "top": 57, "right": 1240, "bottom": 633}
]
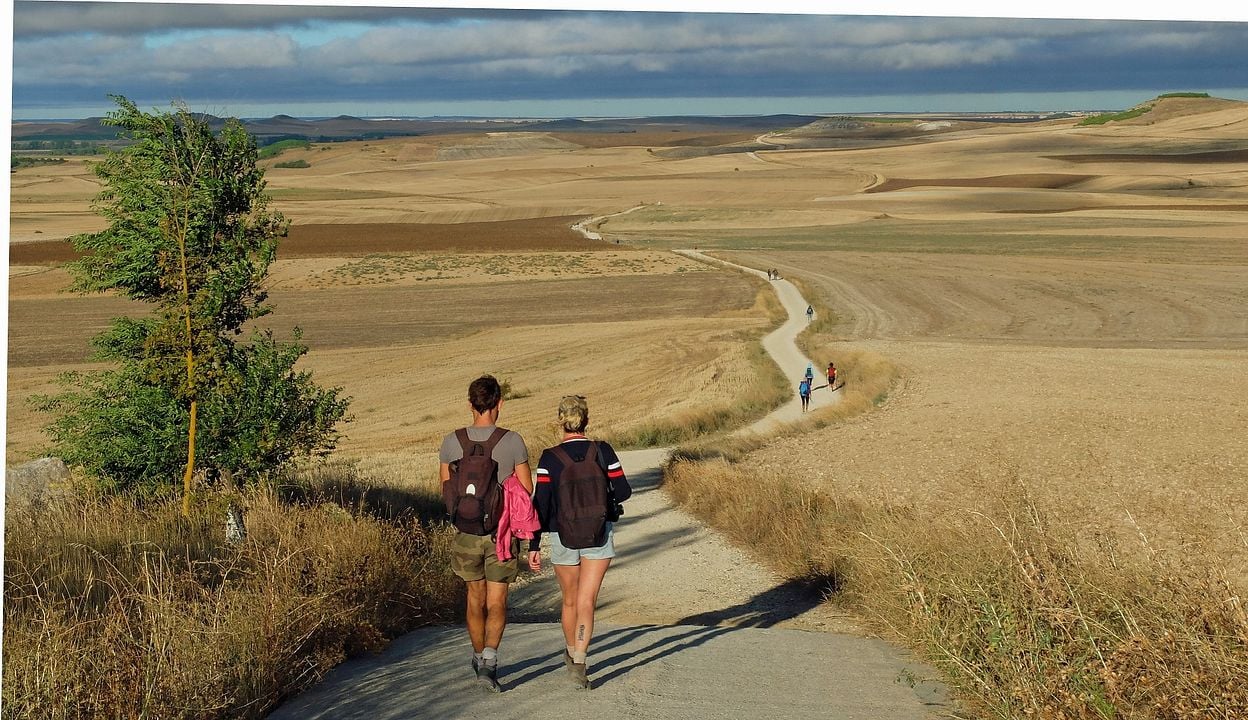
[
  {"left": 621, "top": 461, "right": 664, "bottom": 495},
  {"left": 676, "top": 576, "right": 837, "bottom": 629},
  {"left": 580, "top": 577, "right": 838, "bottom": 688}
]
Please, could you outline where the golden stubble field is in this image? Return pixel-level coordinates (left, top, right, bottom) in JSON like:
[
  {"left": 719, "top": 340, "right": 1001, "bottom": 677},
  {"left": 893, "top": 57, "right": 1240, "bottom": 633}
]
[
  {"left": 6, "top": 245, "right": 769, "bottom": 474},
  {"left": 8, "top": 96, "right": 1248, "bottom": 555}
]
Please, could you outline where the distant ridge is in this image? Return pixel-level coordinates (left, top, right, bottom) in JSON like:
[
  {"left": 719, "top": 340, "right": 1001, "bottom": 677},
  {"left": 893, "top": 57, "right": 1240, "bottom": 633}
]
[
  {"left": 15, "top": 97, "right": 1242, "bottom": 146},
  {"left": 13, "top": 113, "right": 824, "bottom": 145}
]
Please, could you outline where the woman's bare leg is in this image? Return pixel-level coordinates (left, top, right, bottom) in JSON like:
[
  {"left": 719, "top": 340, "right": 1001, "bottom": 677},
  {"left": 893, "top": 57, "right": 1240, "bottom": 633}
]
[
  {"left": 554, "top": 563, "right": 581, "bottom": 649},
  {"left": 572, "top": 558, "right": 611, "bottom": 656}
]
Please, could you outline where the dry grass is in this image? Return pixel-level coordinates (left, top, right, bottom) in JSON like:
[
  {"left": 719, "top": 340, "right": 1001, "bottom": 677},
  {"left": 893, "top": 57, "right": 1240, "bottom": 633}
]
[
  {"left": 664, "top": 455, "right": 1248, "bottom": 718},
  {"left": 2, "top": 465, "right": 460, "bottom": 720}
]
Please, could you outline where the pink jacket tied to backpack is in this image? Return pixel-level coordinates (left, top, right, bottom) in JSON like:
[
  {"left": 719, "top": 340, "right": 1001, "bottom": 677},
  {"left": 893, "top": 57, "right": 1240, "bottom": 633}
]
[{"left": 495, "top": 473, "right": 541, "bottom": 562}]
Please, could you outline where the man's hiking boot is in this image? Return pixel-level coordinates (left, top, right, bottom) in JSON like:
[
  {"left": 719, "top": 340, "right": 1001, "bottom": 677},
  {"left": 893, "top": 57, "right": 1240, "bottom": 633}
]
[
  {"left": 569, "top": 661, "right": 590, "bottom": 690},
  {"left": 562, "top": 649, "right": 574, "bottom": 670},
  {"left": 476, "top": 661, "right": 501, "bottom": 692}
]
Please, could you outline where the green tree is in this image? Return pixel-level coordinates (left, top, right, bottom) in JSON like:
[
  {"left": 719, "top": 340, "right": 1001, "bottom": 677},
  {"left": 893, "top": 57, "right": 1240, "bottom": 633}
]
[{"left": 36, "top": 96, "right": 349, "bottom": 508}]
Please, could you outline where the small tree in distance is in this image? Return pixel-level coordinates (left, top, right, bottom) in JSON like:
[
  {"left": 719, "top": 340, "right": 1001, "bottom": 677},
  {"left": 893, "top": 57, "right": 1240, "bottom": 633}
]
[{"left": 36, "top": 96, "right": 349, "bottom": 510}]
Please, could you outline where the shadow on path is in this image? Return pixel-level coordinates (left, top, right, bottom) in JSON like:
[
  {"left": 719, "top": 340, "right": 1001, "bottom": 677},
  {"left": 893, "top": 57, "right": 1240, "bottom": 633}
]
[{"left": 509, "top": 576, "right": 836, "bottom": 689}]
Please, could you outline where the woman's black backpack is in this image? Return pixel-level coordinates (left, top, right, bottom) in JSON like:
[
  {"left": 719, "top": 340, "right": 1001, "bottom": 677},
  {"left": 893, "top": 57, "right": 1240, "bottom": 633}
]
[{"left": 552, "top": 442, "right": 610, "bottom": 549}]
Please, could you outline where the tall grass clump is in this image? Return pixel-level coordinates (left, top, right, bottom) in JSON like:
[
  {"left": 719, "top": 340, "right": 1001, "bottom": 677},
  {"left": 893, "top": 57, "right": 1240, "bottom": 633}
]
[
  {"left": 3, "top": 475, "right": 460, "bottom": 720},
  {"left": 664, "top": 455, "right": 1248, "bottom": 718}
]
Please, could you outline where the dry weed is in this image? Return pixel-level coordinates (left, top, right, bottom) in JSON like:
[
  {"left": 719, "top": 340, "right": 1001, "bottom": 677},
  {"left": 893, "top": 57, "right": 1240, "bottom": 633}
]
[
  {"left": 664, "top": 455, "right": 1248, "bottom": 719},
  {"left": 2, "top": 474, "right": 459, "bottom": 720}
]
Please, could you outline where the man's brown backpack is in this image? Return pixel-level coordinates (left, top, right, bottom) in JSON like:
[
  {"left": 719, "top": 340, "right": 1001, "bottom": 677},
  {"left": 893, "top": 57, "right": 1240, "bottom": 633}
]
[
  {"left": 443, "top": 428, "right": 507, "bottom": 536},
  {"left": 552, "top": 442, "right": 610, "bottom": 549}
]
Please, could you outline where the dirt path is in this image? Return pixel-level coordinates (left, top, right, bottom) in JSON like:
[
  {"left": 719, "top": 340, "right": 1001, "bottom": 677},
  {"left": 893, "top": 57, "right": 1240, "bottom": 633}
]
[
  {"left": 676, "top": 250, "right": 842, "bottom": 435},
  {"left": 267, "top": 255, "right": 953, "bottom": 719},
  {"left": 571, "top": 204, "right": 648, "bottom": 241}
]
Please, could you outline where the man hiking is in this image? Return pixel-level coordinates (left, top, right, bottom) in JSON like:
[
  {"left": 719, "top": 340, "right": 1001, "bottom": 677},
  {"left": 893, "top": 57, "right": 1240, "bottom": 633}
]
[
  {"left": 827, "top": 361, "right": 837, "bottom": 390},
  {"left": 439, "top": 375, "right": 533, "bottom": 692},
  {"left": 806, "top": 304, "right": 814, "bottom": 322}
]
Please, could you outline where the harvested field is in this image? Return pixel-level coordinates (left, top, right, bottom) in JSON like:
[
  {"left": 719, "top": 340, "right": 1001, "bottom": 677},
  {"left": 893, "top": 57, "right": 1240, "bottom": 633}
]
[
  {"left": 6, "top": 264, "right": 748, "bottom": 367},
  {"left": 550, "top": 131, "right": 759, "bottom": 149},
  {"left": 733, "top": 250, "right": 1248, "bottom": 349},
  {"left": 1047, "top": 148, "right": 1248, "bottom": 163},
  {"left": 722, "top": 236, "right": 1248, "bottom": 568},
  {"left": 866, "top": 173, "right": 1095, "bottom": 193},
  {"left": 5, "top": 247, "right": 764, "bottom": 460},
  {"left": 282, "top": 217, "right": 597, "bottom": 255},
  {"left": 8, "top": 216, "right": 601, "bottom": 266}
]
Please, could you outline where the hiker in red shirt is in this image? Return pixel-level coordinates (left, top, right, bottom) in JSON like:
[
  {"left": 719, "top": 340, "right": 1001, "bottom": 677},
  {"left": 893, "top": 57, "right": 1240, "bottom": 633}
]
[{"left": 827, "top": 361, "right": 837, "bottom": 390}]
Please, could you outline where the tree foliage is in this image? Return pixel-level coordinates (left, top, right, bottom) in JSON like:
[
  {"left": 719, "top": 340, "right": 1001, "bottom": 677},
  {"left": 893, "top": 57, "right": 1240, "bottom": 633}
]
[{"left": 35, "top": 96, "right": 349, "bottom": 497}]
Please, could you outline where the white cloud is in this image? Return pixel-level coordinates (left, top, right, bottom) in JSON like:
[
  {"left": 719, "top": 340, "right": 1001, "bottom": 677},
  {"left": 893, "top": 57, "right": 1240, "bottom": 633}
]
[{"left": 152, "top": 33, "right": 299, "bottom": 70}]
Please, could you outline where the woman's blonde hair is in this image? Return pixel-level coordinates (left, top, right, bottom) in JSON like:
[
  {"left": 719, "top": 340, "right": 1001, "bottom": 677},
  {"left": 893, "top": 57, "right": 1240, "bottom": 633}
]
[{"left": 557, "top": 395, "right": 589, "bottom": 433}]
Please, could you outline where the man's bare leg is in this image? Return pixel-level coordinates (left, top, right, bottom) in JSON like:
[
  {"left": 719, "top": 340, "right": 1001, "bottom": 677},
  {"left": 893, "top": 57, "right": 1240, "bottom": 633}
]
[
  {"left": 484, "top": 580, "right": 510, "bottom": 649},
  {"left": 465, "top": 579, "right": 487, "bottom": 652}
]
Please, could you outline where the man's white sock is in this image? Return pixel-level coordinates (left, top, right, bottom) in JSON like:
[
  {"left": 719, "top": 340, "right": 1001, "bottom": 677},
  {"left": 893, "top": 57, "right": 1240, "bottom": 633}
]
[{"left": 482, "top": 647, "right": 499, "bottom": 665}]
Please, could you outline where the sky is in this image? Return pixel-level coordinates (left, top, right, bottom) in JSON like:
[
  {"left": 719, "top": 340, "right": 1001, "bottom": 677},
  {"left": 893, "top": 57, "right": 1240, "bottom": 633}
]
[{"left": 8, "top": 1, "right": 1248, "bottom": 119}]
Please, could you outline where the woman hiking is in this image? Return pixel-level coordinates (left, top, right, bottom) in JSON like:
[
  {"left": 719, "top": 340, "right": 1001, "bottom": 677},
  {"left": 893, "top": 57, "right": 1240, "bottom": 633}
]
[{"left": 527, "top": 395, "right": 631, "bottom": 689}]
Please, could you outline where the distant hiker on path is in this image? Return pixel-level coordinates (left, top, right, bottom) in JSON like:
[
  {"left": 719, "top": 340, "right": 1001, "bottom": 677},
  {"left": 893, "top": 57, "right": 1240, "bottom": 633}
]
[
  {"left": 806, "top": 304, "right": 814, "bottom": 322},
  {"left": 440, "top": 375, "right": 533, "bottom": 692},
  {"left": 827, "top": 361, "right": 837, "bottom": 389},
  {"left": 799, "top": 376, "right": 812, "bottom": 412},
  {"left": 529, "top": 395, "right": 631, "bottom": 690}
]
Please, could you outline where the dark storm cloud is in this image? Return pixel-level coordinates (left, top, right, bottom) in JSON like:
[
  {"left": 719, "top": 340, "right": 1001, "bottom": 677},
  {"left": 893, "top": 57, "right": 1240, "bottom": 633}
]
[
  {"left": 12, "top": 1, "right": 550, "bottom": 37},
  {"left": 11, "top": 5, "right": 1248, "bottom": 114}
]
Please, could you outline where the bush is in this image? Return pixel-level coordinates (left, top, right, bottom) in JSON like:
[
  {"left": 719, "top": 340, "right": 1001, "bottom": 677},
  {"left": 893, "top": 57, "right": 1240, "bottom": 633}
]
[{"left": 274, "top": 159, "right": 310, "bottom": 169}]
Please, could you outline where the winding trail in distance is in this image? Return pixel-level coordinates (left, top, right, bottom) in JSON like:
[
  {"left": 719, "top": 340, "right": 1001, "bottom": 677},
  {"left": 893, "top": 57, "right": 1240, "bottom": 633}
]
[
  {"left": 570, "top": 204, "right": 648, "bottom": 240},
  {"left": 675, "top": 249, "right": 841, "bottom": 435},
  {"left": 268, "top": 246, "right": 951, "bottom": 720}
]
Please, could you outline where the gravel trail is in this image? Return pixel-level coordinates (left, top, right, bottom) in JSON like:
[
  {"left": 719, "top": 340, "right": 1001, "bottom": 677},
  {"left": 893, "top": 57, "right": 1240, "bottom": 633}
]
[{"left": 267, "top": 252, "right": 954, "bottom": 720}]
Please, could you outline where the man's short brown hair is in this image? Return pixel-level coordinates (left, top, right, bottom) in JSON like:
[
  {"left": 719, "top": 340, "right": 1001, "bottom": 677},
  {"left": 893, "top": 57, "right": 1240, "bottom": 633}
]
[{"left": 468, "top": 375, "right": 502, "bottom": 414}]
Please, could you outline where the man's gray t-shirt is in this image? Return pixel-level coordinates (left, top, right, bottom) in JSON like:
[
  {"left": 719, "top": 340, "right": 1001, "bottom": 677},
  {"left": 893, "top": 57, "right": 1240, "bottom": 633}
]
[{"left": 439, "top": 426, "right": 529, "bottom": 480}]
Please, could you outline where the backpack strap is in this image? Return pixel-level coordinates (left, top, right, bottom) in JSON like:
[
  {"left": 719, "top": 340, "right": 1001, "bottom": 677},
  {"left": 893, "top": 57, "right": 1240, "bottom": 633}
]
[
  {"left": 550, "top": 443, "right": 575, "bottom": 469},
  {"left": 551, "top": 440, "right": 597, "bottom": 469},
  {"left": 456, "top": 427, "right": 509, "bottom": 475}
]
